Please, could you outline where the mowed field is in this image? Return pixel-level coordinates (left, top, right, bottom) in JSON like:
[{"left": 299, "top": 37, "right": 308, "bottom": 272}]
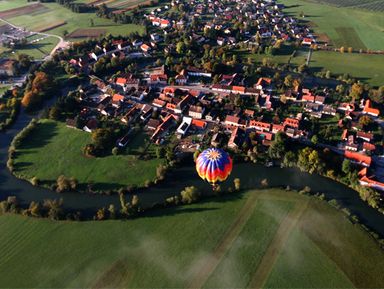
[
  {"left": 280, "top": 0, "right": 384, "bottom": 50},
  {"left": 12, "top": 119, "right": 163, "bottom": 191},
  {"left": 1, "top": 189, "right": 384, "bottom": 288},
  {"left": 0, "top": 0, "right": 145, "bottom": 38}
]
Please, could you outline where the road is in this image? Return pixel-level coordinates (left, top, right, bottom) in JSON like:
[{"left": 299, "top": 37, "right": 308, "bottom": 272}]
[{"left": 0, "top": 17, "right": 69, "bottom": 60}]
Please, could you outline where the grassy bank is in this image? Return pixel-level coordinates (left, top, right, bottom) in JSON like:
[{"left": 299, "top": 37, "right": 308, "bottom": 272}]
[
  {"left": 12, "top": 119, "right": 163, "bottom": 191},
  {"left": 0, "top": 189, "right": 384, "bottom": 287}
]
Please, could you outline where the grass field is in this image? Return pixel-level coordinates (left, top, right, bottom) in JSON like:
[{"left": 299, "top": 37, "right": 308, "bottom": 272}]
[
  {"left": 280, "top": 0, "right": 384, "bottom": 50},
  {"left": 236, "top": 48, "right": 384, "bottom": 86},
  {"left": 0, "top": 0, "right": 145, "bottom": 38},
  {"left": 12, "top": 119, "right": 163, "bottom": 191},
  {"left": 0, "top": 189, "right": 384, "bottom": 288}
]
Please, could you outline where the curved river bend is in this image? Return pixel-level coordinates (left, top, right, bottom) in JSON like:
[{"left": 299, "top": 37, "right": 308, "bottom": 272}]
[{"left": 1, "top": 110, "right": 384, "bottom": 236}]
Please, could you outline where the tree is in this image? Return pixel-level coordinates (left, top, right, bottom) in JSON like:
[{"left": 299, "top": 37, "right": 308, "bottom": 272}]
[
  {"left": 92, "top": 128, "right": 114, "bottom": 151},
  {"left": 311, "top": 134, "right": 318, "bottom": 145},
  {"left": 358, "top": 115, "right": 373, "bottom": 129},
  {"left": 180, "top": 186, "right": 200, "bottom": 204},
  {"left": 297, "top": 147, "right": 324, "bottom": 174},
  {"left": 342, "top": 159, "right": 351, "bottom": 175},
  {"left": 156, "top": 146, "right": 165, "bottom": 159},
  {"left": 234, "top": 178, "right": 241, "bottom": 191},
  {"left": 350, "top": 82, "right": 364, "bottom": 99},
  {"left": 268, "top": 132, "right": 286, "bottom": 159},
  {"left": 63, "top": 30, "right": 69, "bottom": 38},
  {"left": 340, "top": 46, "right": 345, "bottom": 53},
  {"left": 156, "top": 164, "right": 167, "bottom": 180},
  {"left": 282, "top": 151, "right": 297, "bottom": 168}
]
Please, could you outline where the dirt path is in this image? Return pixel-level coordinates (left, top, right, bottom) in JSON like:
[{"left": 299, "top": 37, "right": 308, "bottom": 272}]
[
  {"left": 187, "top": 192, "right": 260, "bottom": 289},
  {"left": 248, "top": 200, "right": 309, "bottom": 289}
]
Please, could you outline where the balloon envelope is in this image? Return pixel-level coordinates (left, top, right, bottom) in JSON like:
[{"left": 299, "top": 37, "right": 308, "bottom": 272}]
[{"left": 196, "top": 148, "right": 233, "bottom": 185}]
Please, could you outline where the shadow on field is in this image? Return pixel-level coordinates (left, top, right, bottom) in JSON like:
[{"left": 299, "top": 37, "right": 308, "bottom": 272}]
[{"left": 19, "top": 121, "right": 58, "bottom": 149}]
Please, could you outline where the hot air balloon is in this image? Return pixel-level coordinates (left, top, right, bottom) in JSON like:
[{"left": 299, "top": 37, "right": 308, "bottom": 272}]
[{"left": 195, "top": 148, "right": 233, "bottom": 189}]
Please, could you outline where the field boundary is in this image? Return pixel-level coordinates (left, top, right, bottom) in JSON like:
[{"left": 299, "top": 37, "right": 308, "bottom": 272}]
[
  {"left": 248, "top": 199, "right": 309, "bottom": 289},
  {"left": 186, "top": 192, "right": 260, "bottom": 289}
]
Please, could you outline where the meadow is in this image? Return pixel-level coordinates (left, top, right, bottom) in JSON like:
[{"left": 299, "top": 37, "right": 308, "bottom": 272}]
[
  {"left": 280, "top": 0, "right": 384, "bottom": 50},
  {"left": 12, "top": 119, "right": 163, "bottom": 191},
  {"left": 0, "top": 0, "right": 145, "bottom": 38},
  {"left": 236, "top": 47, "right": 384, "bottom": 87},
  {"left": 0, "top": 189, "right": 384, "bottom": 288}
]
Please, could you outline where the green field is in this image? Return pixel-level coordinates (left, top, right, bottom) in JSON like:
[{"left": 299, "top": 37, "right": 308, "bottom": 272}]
[
  {"left": 12, "top": 119, "right": 163, "bottom": 191},
  {"left": 280, "top": 0, "right": 384, "bottom": 50},
  {"left": 1, "top": 189, "right": 384, "bottom": 288},
  {"left": 236, "top": 48, "right": 384, "bottom": 86},
  {"left": 0, "top": 0, "right": 145, "bottom": 38},
  {"left": 0, "top": 35, "right": 59, "bottom": 59}
]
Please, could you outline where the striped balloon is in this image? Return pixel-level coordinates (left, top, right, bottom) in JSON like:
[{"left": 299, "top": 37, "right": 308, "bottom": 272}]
[{"left": 196, "top": 148, "right": 233, "bottom": 185}]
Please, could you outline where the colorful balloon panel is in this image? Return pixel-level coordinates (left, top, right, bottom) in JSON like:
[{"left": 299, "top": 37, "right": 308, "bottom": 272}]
[{"left": 196, "top": 148, "right": 233, "bottom": 185}]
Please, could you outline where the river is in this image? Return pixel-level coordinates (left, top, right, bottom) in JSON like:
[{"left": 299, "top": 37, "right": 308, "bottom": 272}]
[{"left": 1, "top": 109, "right": 384, "bottom": 236}]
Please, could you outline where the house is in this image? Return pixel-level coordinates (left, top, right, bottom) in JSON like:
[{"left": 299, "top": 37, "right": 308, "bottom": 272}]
[
  {"left": 363, "top": 142, "right": 376, "bottom": 152},
  {"left": 160, "top": 19, "right": 171, "bottom": 28},
  {"left": 0, "top": 59, "right": 16, "bottom": 76},
  {"left": 146, "top": 118, "right": 160, "bottom": 130},
  {"left": 272, "top": 124, "right": 284, "bottom": 134},
  {"left": 191, "top": 119, "right": 207, "bottom": 130},
  {"left": 225, "top": 115, "right": 240, "bottom": 127},
  {"left": 83, "top": 118, "right": 98, "bottom": 132},
  {"left": 228, "top": 127, "right": 242, "bottom": 149},
  {"left": 248, "top": 120, "right": 271, "bottom": 132},
  {"left": 149, "top": 74, "right": 168, "bottom": 86},
  {"left": 344, "top": 151, "right": 371, "bottom": 167},
  {"left": 118, "top": 133, "right": 131, "bottom": 147},
  {"left": 362, "top": 99, "right": 380, "bottom": 117},
  {"left": 175, "top": 74, "right": 188, "bottom": 85},
  {"left": 255, "top": 77, "right": 272, "bottom": 90},
  {"left": 152, "top": 98, "right": 166, "bottom": 108},
  {"left": 283, "top": 118, "right": 299, "bottom": 128},
  {"left": 302, "top": 37, "right": 312, "bottom": 46},
  {"left": 112, "top": 93, "right": 124, "bottom": 107},
  {"left": 151, "top": 114, "right": 177, "bottom": 140},
  {"left": 358, "top": 168, "right": 384, "bottom": 191},
  {"left": 177, "top": 117, "right": 192, "bottom": 136},
  {"left": 188, "top": 105, "right": 205, "bottom": 119},
  {"left": 356, "top": 131, "right": 373, "bottom": 142},
  {"left": 141, "top": 44, "right": 151, "bottom": 52}
]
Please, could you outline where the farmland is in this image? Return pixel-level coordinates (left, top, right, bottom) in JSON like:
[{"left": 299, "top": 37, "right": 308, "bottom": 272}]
[
  {"left": 305, "top": 0, "right": 384, "bottom": 12},
  {"left": 1, "top": 189, "right": 384, "bottom": 288},
  {"left": 0, "top": 0, "right": 145, "bottom": 39},
  {"left": 12, "top": 119, "right": 164, "bottom": 191},
  {"left": 280, "top": 0, "right": 384, "bottom": 50}
]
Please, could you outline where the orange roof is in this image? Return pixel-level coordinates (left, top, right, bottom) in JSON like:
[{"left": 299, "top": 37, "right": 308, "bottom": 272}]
[
  {"left": 163, "top": 87, "right": 176, "bottom": 94},
  {"left": 116, "top": 77, "right": 127, "bottom": 85},
  {"left": 363, "top": 100, "right": 379, "bottom": 116},
  {"left": 192, "top": 119, "right": 207, "bottom": 128},
  {"left": 232, "top": 86, "right": 246, "bottom": 93},
  {"left": 256, "top": 77, "right": 272, "bottom": 86},
  {"left": 113, "top": 93, "right": 124, "bottom": 102},
  {"left": 344, "top": 151, "right": 371, "bottom": 166}
]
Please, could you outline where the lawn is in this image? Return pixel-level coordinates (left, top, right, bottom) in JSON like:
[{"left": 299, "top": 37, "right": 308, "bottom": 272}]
[
  {"left": 12, "top": 119, "right": 164, "bottom": 191},
  {"left": 1, "top": 189, "right": 384, "bottom": 288},
  {"left": 0, "top": 0, "right": 145, "bottom": 38},
  {"left": 279, "top": 0, "right": 384, "bottom": 50}
]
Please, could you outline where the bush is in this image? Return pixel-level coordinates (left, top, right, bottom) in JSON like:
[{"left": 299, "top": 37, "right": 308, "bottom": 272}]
[{"left": 180, "top": 186, "right": 200, "bottom": 204}]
